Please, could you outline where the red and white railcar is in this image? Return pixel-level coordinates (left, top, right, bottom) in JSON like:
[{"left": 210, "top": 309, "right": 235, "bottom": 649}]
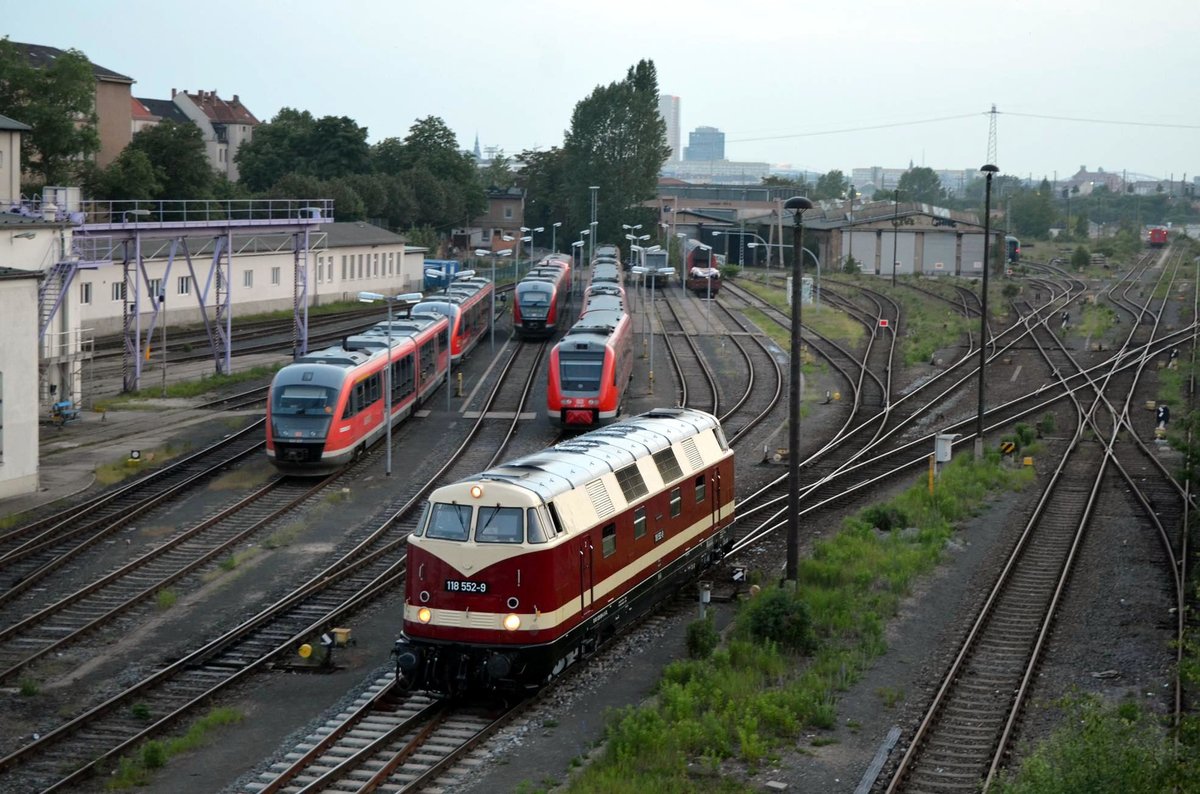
[
  {"left": 546, "top": 307, "right": 634, "bottom": 429},
  {"left": 266, "top": 312, "right": 448, "bottom": 474},
  {"left": 394, "top": 408, "right": 736, "bottom": 695},
  {"left": 411, "top": 278, "right": 493, "bottom": 363},
  {"left": 513, "top": 260, "right": 572, "bottom": 339}
]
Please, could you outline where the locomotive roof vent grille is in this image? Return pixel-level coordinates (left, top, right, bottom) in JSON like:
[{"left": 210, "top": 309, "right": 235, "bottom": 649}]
[
  {"left": 653, "top": 448, "right": 684, "bottom": 483},
  {"left": 585, "top": 479, "right": 616, "bottom": 518},
  {"left": 682, "top": 438, "right": 704, "bottom": 470},
  {"left": 615, "top": 464, "right": 649, "bottom": 501}
]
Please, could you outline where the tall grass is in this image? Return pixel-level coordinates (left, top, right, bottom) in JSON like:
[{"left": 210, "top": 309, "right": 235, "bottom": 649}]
[{"left": 564, "top": 454, "right": 1031, "bottom": 791}]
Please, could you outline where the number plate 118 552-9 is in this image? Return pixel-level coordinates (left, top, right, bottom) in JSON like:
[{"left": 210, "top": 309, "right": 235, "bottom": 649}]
[{"left": 445, "top": 579, "right": 488, "bottom": 594}]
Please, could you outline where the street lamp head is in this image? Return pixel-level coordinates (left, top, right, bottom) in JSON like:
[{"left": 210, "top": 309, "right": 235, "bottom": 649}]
[
  {"left": 580, "top": 229, "right": 590, "bottom": 236},
  {"left": 473, "top": 249, "right": 491, "bottom": 257},
  {"left": 552, "top": 222, "right": 562, "bottom": 228},
  {"left": 520, "top": 236, "right": 532, "bottom": 242},
  {"left": 534, "top": 226, "right": 544, "bottom": 233},
  {"left": 981, "top": 164, "right": 999, "bottom": 175},
  {"left": 358, "top": 291, "right": 385, "bottom": 303},
  {"left": 395, "top": 292, "right": 424, "bottom": 302},
  {"left": 502, "top": 234, "right": 515, "bottom": 241},
  {"left": 496, "top": 249, "right": 512, "bottom": 257},
  {"left": 454, "top": 270, "right": 477, "bottom": 280},
  {"left": 784, "top": 196, "right": 814, "bottom": 213},
  {"left": 571, "top": 240, "right": 584, "bottom": 248},
  {"left": 520, "top": 226, "right": 530, "bottom": 233}
]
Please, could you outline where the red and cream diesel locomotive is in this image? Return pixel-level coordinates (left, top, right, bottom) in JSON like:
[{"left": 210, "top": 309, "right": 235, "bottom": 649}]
[{"left": 393, "top": 407, "right": 736, "bottom": 695}]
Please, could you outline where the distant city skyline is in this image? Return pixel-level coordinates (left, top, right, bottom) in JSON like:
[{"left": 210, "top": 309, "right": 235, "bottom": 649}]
[{"left": 3, "top": 1, "right": 1197, "bottom": 183}]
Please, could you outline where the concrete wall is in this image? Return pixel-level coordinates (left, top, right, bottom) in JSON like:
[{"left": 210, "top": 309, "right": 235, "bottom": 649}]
[
  {"left": 0, "top": 273, "right": 41, "bottom": 498},
  {"left": 74, "top": 241, "right": 426, "bottom": 336}
]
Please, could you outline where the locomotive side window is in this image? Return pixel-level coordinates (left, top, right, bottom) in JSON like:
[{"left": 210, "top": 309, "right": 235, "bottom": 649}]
[
  {"left": 670, "top": 487, "right": 682, "bottom": 518},
  {"left": 633, "top": 506, "right": 647, "bottom": 539},
  {"left": 615, "top": 464, "right": 648, "bottom": 501},
  {"left": 695, "top": 474, "right": 706, "bottom": 503},
  {"left": 476, "top": 506, "right": 524, "bottom": 543},
  {"left": 427, "top": 503, "right": 473, "bottom": 541},
  {"left": 547, "top": 502, "right": 567, "bottom": 536},
  {"left": 527, "top": 509, "right": 550, "bottom": 544},
  {"left": 652, "top": 448, "right": 683, "bottom": 483},
  {"left": 602, "top": 522, "right": 616, "bottom": 557},
  {"left": 411, "top": 502, "right": 431, "bottom": 537}
]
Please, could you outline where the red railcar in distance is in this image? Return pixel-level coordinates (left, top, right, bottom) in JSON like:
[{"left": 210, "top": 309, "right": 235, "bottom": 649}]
[
  {"left": 411, "top": 278, "right": 493, "bottom": 363},
  {"left": 514, "top": 258, "right": 572, "bottom": 339},
  {"left": 1148, "top": 227, "right": 1169, "bottom": 248}
]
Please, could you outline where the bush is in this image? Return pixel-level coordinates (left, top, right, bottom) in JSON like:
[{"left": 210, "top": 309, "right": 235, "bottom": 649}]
[
  {"left": 1036, "top": 413, "right": 1056, "bottom": 437},
  {"left": 141, "top": 740, "right": 167, "bottom": 769},
  {"left": 741, "top": 586, "right": 815, "bottom": 653},
  {"left": 1071, "top": 246, "right": 1091, "bottom": 270},
  {"left": 1014, "top": 423, "right": 1036, "bottom": 447},
  {"left": 843, "top": 256, "right": 861, "bottom": 274},
  {"left": 686, "top": 614, "right": 719, "bottom": 659},
  {"left": 861, "top": 504, "right": 909, "bottom": 533},
  {"left": 719, "top": 264, "right": 741, "bottom": 280}
]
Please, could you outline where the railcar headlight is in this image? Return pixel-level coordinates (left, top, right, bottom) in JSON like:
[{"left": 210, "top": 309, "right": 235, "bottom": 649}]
[
  {"left": 503, "top": 613, "right": 521, "bottom": 631},
  {"left": 417, "top": 607, "right": 432, "bottom": 623},
  {"left": 470, "top": 485, "right": 483, "bottom": 499}
]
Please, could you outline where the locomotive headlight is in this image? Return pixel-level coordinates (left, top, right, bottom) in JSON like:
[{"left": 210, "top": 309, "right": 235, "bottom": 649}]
[
  {"left": 502, "top": 613, "right": 521, "bottom": 631},
  {"left": 470, "top": 485, "right": 483, "bottom": 499},
  {"left": 417, "top": 607, "right": 432, "bottom": 623}
]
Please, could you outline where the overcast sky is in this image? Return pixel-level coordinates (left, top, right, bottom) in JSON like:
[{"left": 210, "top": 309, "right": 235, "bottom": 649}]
[{"left": 7, "top": 0, "right": 1199, "bottom": 183}]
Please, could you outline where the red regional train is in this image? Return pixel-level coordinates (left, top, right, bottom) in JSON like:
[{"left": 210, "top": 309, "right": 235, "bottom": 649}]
[
  {"left": 266, "top": 312, "right": 449, "bottom": 474},
  {"left": 1148, "top": 226, "right": 1169, "bottom": 248},
  {"left": 513, "top": 256, "right": 572, "bottom": 339},
  {"left": 546, "top": 253, "right": 633, "bottom": 429},
  {"left": 411, "top": 278, "right": 493, "bottom": 362},
  {"left": 392, "top": 407, "right": 736, "bottom": 696}
]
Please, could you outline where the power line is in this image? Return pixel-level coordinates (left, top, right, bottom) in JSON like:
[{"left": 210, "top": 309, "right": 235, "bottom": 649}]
[
  {"left": 727, "top": 112, "right": 981, "bottom": 144},
  {"left": 1002, "top": 110, "right": 1200, "bottom": 130}
]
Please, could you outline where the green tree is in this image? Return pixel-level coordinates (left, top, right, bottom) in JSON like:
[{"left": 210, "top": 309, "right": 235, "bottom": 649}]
[
  {"left": 235, "top": 107, "right": 316, "bottom": 192},
  {"left": 127, "top": 120, "right": 213, "bottom": 198},
  {"left": 92, "top": 148, "right": 161, "bottom": 200},
  {"left": 814, "top": 169, "right": 848, "bottom": 200},
  {"left": 308, "top": 116, "right": 370, "bottom": 180},
  {"left": 480, "top": 150, "right": 516, "bottom": 190},
  {"left": 897, "top": 166, "right": 945, "bottom": 204},
  {"left": 518, "top": 146, "right": 569, "bottom": 232},
  {"left": 0, "top": 38, "right": 99, "bottom": 185},
  {"left": 562, "top": 59, "right": 671, "bottom": 244},
  {"left": 1008, "top": 187, "right": 1055, "bottom": 238}
]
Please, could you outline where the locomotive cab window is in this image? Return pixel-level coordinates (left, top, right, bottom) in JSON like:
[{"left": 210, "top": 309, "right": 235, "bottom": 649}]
[
  {"left": 670, "top": 487, "right": 682, "bottom": 518},
  {"left": 527, "top": 508, "right": 550, "bottom": 544},
  {"left": 412, "top": 502, "right": 432, "bottom": 537},
  {"left": 695, "top": 475, "right": 706, "bottom": 503},
  {"left": 427, "top": 503, "right": 472, "bottom": 541},
  {"left": 476, "top": 506, "right": 524, "bottom": 543},
  {"left": 602, "top": 522, "right": 616, "bottom": 557}
]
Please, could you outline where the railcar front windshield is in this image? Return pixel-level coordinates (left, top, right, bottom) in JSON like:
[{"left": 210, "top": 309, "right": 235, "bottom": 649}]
[
  {"left": 272, "top": 385, "right": 338, "bottom": 415},
  {"left": 559, "top": 351, "right": 605, "bottom": 392},
  {"left": 518, "top": 288, "right": 551, "bottom": 307}
]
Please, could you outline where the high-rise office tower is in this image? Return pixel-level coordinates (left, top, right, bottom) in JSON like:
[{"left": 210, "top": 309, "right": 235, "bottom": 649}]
[{"left": 657, "top": 94, "right": 681, "bottom": 162}]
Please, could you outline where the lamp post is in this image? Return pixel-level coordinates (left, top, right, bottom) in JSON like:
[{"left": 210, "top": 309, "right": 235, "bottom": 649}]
[
  {"left": 474, "top": 247, "right": 511, "bottom": 351},
  {"left": 847, "top": 184, "right": 856, "bottom": 271},
  {"left": 589, "top": 185, "right": 599, "bottom": 262},
  {"left": 571, "top": 240, "right": 584, "bottom": 299},
  {"left": 711, "top": 230, "right": 729, "bottom": 261},
  {"left": 357, "top": 290, "right": 422, "bottom": 476},
  {"left": 158, "top": 289, "right": 167, "bottom": 397},
  {"left": 631, "top": 264, "right": 675, "bottom": 394},
  {"left": 976, "top": 164, "right": 999, "bottom": 460},
  {"left": 676, "top": 231, "right": 687, "bottom": 272},
  {"left": 551, "top": 221, "right": 561, "bottom": 253},
  {"left": 892, "top": 188, "right": 900, "bottom": 287},
  {"left": 698, "top": 243, "right": 713, "bottom": 333},
  {"left": 783, "top": 196, "right": 814, "bottom": 584}
]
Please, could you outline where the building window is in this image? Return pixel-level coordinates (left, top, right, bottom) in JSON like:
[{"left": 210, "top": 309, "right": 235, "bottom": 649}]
[
  {"left": 504, "top": 206, "right": 513, "bottom": 219},
  {"left": 243, "top": 270, "right": 253, "bottom": 288},
  {"left": 357, "top": 254, "right": 364, "bottom": 279},
  {"left": 79, "top": 282, "right": 92, "bottom": 305},
  {"left": 341, "top": 255, "right": 348, "bottom": 280},
  {"left": 388, "top": 252, "right": 394, "bottom": 275},
  {"left": 147, "top": 278, "right": 162, "bottom": 300},
  {"left": 111, "top": 281, "right": 126, "bottom": 301},
  {"left": 373, "top": 253, "right": 379, "bottom": 276},
  {"left": 315, "top": 256, "right": 323, "bottom": 283},
  {"left": 327, "top": 262, "right": 333, "bottom": 281},
  {"left": 271, "top": 266, "right": 281, "bottom": 285},
  {"left": 177, "top": 276, "right": 191, "bottom": 295}
]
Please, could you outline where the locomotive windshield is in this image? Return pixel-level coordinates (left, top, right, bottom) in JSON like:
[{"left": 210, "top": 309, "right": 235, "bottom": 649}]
[
  {"left": 559, "top": 351, "right": 604, "bottom": 392},
  {"left": 475, "top": 506, "right": 524, "bottom": 543},
  {"left": 426, "top": 503, "right": 473, "bottom": 541}
]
